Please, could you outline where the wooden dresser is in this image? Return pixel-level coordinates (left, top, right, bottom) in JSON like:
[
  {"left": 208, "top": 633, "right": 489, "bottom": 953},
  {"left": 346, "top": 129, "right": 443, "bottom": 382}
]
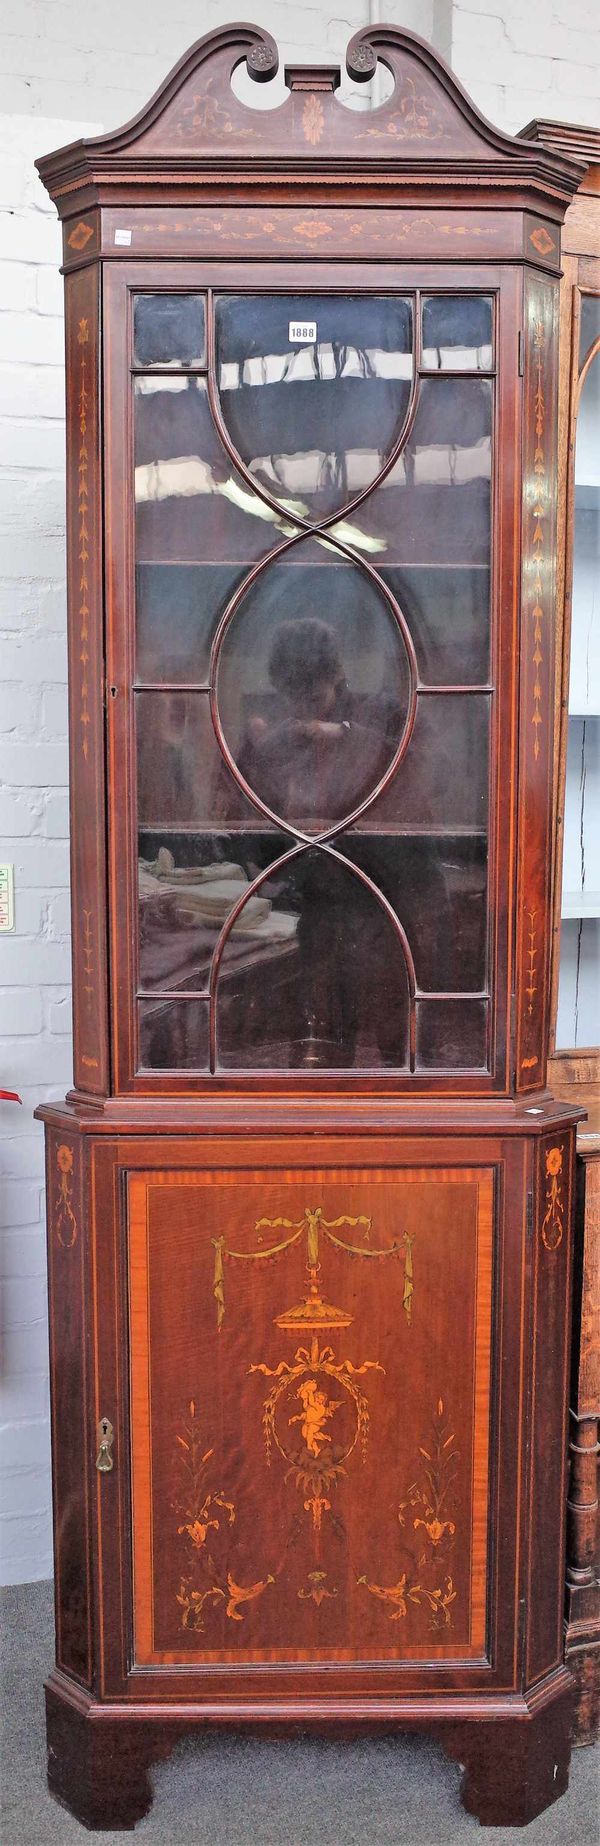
[
  {"left": 522, "top": 119, "right": 600, "bottom": 1745},
  {"left": 35, "top": 25, "right": 586, "bottom": 1829}
]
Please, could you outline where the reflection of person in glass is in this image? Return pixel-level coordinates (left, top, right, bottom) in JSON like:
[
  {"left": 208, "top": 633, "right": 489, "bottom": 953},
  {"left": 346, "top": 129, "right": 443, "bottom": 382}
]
[
  {"left": 237, "top": 618, "right": 408, "bottom": 1069},
  {"left": 239, "top": 617, "right": 394, "bottom": 826}
]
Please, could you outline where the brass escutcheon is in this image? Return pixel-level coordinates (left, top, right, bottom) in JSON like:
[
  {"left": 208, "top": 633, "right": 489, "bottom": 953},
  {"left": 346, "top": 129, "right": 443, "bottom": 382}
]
[{"left": 95, "top": 1416, "right": 114, "bottom": 1473}]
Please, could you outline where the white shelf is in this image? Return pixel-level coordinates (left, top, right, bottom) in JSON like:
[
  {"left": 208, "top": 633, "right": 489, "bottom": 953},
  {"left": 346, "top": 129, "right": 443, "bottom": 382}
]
[{"left": 561, "top": 890, "right": 600, "bottom": 920}]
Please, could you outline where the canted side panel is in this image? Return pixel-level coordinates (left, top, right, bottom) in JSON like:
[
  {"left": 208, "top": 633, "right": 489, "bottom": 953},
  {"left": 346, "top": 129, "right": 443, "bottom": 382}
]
[
  {"left": 516, "top": 273, "right": 559, "bottom": 1092},
  {"left": 62, "top": 210, "right": 100, "bottom": 269},
  {"left": 46, "top": 1129, "right": 93, "bottom": 1686},
  {"left": 576, "top": 1154, "right": 600, "bottom": 1417},
  {"left": 64, "top": 265, "right": 109, "bottom": 1095},
  {"left": 523, "top": 216, "right": 561, "bottom": 273},
  {"left": 128, "top": 1165, "right": 493, "bottom": 1668},
  {"left": 526, "top": 1128, "right": 575, "bottom": 1684}
]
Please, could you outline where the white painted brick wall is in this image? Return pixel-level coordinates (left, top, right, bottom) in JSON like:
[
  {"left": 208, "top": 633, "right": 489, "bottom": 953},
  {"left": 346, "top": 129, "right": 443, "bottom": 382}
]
[
  {"left": 0, "top": 1, "right": 597, "bottom": 1586},
  {"left": 0, "top": 110, "right": 103, "bottom": 1587},
  {"left": 450, "top": 0, "right": 600, "bottom": 133}
]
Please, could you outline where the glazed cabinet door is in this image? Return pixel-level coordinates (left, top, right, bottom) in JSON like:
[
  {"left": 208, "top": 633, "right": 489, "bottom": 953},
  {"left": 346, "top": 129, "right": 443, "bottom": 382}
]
[
  {"left": 90, "top": 1134, "right": 533, "bottom": 1700},
  {"left": 104, "top": 264, "right": 519, "bottom": 1095}
]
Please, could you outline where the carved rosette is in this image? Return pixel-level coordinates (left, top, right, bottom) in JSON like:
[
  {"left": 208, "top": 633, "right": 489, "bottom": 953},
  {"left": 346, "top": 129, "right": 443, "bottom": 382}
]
[
  {"left": 246, "top": 37, "right": 278, "bottom": 82},
  {"left": 346, "top": 37, "right": 377, "bottom": 80}
]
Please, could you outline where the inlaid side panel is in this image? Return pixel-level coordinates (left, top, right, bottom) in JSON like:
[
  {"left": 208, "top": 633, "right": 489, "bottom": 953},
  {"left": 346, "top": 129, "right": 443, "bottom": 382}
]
[
  {"left": 64, "top": 265, "right": 109, "bottom": 1094},
  {"left": 575, "top": 1153, "right": 600, "bottom": 1417},
  {"left": 526, "top": 1128, "right": 575, "bottom": 1684},
  {"left": 516, "top": 274, "right": 559, "bottom": 1091},
  {"left": 46, "top": 1130, "right": 92, "bottom": 1685},
  {"left": 129, "top": 1165, "right": 493, "bottom": 1667},
  {"left": 62, "top": 209, "right": 100, "bottom": 269}
]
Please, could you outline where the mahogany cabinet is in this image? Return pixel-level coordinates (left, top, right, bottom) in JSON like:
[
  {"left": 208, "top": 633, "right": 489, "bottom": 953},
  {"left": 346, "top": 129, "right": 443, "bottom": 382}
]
[
  {"left": 522, "top": 118, "right": 600, "bottom": 1744},
  {"left": 36, "top": 23, "right": 586, "bottom": 1829}
]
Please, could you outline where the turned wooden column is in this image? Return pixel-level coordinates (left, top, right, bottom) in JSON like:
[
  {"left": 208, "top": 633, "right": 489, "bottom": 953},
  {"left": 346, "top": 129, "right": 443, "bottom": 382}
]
[{"left": 565, "top": 1138, "right": 600, "bottom": 1742}]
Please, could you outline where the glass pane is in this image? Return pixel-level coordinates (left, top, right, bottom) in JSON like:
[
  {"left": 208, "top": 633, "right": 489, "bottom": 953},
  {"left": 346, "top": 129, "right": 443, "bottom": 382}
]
[
  {"left": 416, "top": 999, "right": 487, "bottom": 1069},
  {"left": 135, "top": 377, "right": 289, "bottom": 684},
  {"left": 331, "top": 377, "right": 492, "bottom": 571},
  {"left": 216, "top": 543, "right": 412, "bottom": 833},
  {"left": 347, "top": 832, "right": 488, "bottom": 992},
  {"left": 137, "top": 694, "right": 289, "bottom": 1006},
  {"left": 133, "top": 293, "right": 206, "bottom": 369},
  {"left": 136, "top": 563, "right": 246, "bottom": 685},
  {"left": 135, "top": 376, "right": 289, "bottom": 566},
  {"left": 214, "top": 294, "right": 413, "bottom": 518},
  {"left": 131, "top": 295, "right": 494, "bottom": 1080},
  {"left": 136, "top": 691, "right": 259, "bottom": 830},
  {"left": 569, "top": 352, "right": 599, "bottom": 712},
  {"left": 556, "top": 336, "right": 599, "bottom": 1050},
  {"left": 381, "top": 565, "right": 490, "bottom": 685},
  {"left": 358, "top": 694, "right": 490, "bottom": 830},
  {"left": 216, "top": 849, "right": 410, "bottom": 1070},
  {"left": 138, "top": 999, "right": 209, "bottom": 1070},
  {"left": 579, "top": 294, "right": 600, "bottom": 370},
  {"left": 139, "top": 833, "right": 287, "bottom": 1000},
  {"left": 421, "top": 296, "right": 493, "bottom": 371}
]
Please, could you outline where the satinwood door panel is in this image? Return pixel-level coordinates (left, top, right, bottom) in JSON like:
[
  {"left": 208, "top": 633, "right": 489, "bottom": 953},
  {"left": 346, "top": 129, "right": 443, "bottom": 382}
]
[{"left": 128, "top": 1163, "right": 494, "bottom": 1668}]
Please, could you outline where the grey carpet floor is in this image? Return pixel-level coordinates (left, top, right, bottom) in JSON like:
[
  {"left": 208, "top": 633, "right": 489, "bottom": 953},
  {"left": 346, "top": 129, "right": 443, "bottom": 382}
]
[{"left": 1, "top": 1582, "right": 598, "bottom": 1846}]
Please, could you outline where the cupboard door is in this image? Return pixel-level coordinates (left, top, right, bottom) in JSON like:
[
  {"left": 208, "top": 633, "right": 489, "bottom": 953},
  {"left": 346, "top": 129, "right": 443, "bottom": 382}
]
[
  {"left": 128, "top": 1162, "right": 494, "bottom": 1668},
  {"left": 114, "top": 273, "right": 506, "bottom": 1085}
]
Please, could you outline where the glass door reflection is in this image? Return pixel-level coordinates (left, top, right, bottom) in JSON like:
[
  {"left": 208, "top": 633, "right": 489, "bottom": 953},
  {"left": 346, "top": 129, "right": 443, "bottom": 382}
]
[{"left": 133, "top": 289, "right": 495, "bottom": 1076}]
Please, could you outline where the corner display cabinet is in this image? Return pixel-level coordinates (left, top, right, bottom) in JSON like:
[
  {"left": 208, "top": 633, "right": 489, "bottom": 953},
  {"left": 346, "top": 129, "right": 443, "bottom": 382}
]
[
  {"left": 36, "top": 24, "right": 587, "bottom": 1831},
  {"left": 520, "top": 118, "right": 600, "bottom": 1745}
]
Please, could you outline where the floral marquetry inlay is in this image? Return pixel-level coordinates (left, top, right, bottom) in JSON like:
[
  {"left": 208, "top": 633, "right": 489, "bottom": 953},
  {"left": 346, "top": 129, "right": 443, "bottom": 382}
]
[
  {"left": 61, "top": 266, "right": 108, "bottom": 1098},
  {"left": 55, "top": 1144, "right": 78, "bottom": 1248},
  {"left": 250, "top": 1334, "right": 383, "bottom": 1539},
  {"left": 174, "top": 80, "right": 257, "bottom": 142},
  {"left": 526, "top": 908, "right": 538, "bottom": 1018},
  {"left": 541, "top": 1145, "right": 565, "bottom": 1252},
  {"left": 209, "top": 1203, "right": 414, "bottom": 1556},
  {"left": 530, "top": 224, "right": 556, "bottom": 258},
  {"left": 358, "top": 73, "right": 446, "bottom": 142},
  {"left": 358, "top": 1399, "right": 458, "bottom": 1629},
  {"left": 302, "top": 94, "right": 324, "bottom": 146},
  {"left": 129, "top": 1168, "right": 493, "bottom": 1663},
  {"left": 174, "top": 1400, "right": 274, "bottom": 1633},
  {"left": 298, "top": 1570, "right": 338, "bottom": 1606},
  {"left": 82, "top": 907, "right": 94, "bottom": 1014},
  {"left": 67, "top": 220, "right": 94, "bottom": 252},
  {"left": 211, "top": 1204, "right": 414, "bottom": 1332}
]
